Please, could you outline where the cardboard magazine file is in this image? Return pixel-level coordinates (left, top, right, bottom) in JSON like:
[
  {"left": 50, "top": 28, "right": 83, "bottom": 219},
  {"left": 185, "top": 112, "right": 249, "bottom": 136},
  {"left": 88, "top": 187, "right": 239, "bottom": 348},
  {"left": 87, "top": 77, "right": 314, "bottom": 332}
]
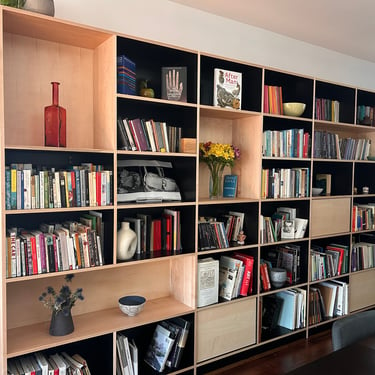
[{"left": 117, "top": 159, "right": 181, "bottom": 203}]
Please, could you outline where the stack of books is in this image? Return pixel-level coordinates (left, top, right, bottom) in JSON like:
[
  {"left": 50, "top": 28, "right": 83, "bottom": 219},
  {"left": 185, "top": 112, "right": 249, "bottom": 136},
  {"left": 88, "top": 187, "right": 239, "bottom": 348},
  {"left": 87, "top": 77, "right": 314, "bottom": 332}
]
[{"left": 117, "top": 55, "right": 136, "bottom": 95}]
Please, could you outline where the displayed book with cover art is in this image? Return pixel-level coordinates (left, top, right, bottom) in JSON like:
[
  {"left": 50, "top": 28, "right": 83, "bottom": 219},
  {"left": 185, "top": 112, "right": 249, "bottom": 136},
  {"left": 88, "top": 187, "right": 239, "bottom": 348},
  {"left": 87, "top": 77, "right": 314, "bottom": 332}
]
[
  {"left": 161, "top": 66, "right": 187, "bottom": 102},
  {"left": 223, "top": 174, "right": 238, "bottom": 198},
  {"left": 213, "top": 68, "right": 242, "bottom": 109},
  {"left": 117, "top": 159, "right": 181, "bottom": 203}
]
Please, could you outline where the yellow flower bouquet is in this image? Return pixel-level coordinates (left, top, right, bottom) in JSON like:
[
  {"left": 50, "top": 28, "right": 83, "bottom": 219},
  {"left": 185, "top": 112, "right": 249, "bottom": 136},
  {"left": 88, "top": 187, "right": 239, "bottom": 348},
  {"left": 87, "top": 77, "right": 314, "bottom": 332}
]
[{"left": 199, "top": 141, "right": 240, "bottom": 198}]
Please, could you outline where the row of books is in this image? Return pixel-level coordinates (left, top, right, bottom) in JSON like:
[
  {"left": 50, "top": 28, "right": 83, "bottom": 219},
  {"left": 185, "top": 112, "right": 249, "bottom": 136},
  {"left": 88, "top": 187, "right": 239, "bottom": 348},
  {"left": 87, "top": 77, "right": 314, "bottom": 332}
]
[
  {"left": 144, "top": 317, "right": 191, "bottom": 372},
  {"left": 315, "top": 98, "right": 340, "bottom": 122},
  {"left": 262, "top": 128, "right": 310, "bottom": 158},
  {"left": 263, "top": 85, "right": 283, "bottom": 114},
  {"left": 218, "top": 253, "right": 255, "bottom": 301},
  {"left": 261, "top": 287, "right": 306, "bottom": 338},
  {"left": 8, "top": 351, "right": 91, "bottom": 375},
  {"left": 117, "top": 55, "right": 136, "bottom": 95},
  {"left": 309, "top": 280, "right": 348, "bottom": 325},
  {"left": 357, "top": 104, "right": 375, "bottom": 126},
  {"left": 352, "top": 203, "right": 375, "bottom": 232},
  {"left": 313, "top": 130, "right": 371, "bottom": 160},
  {"left": 197, "top": 211, "right": 244, "bottom": 251},
  {"left": 6, "top": 212, "right": 104, "bottom": 278},
  {"left": 5, "top": 163, "right": 113, "bottom": 211},
  {"left": 261, "top": 244, "right": 301, "bottom": 290},
  {"left": 352, "top": 240, "right": 375, "bottom": 271},
  {"left": 310, "top": 243, "right": 349, "bottom": 281},
  {"left": 117, "top": 116, "right": 182, "bottom": 153},
  {"left": 261, "top": 167, "right": 310, "bottom": 199},
  {"left": 260, "top": 206, "right": 308, "bottom": 244},
  {"left": 116, "top": 333, "right": 138, "bottom": 375},
  {"left": 123, "top": 208, "right": 182, "bottom": 256}
]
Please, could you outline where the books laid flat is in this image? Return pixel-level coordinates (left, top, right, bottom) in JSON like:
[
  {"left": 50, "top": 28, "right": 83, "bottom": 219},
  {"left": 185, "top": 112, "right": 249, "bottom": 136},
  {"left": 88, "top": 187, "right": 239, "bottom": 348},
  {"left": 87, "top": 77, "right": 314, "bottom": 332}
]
[{"left": 213, "top": 68, "right": 242, "bottom": 109}]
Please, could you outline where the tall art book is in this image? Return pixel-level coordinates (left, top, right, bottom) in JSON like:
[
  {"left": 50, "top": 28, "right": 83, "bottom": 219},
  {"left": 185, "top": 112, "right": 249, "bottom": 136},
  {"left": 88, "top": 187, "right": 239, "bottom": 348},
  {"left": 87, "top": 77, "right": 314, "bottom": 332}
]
[
  {"left": 213, "top": 68, "right": 242, "bottom": 109},
  {"left": 161, "top": 66, "right": 187, "bottom": 102}
]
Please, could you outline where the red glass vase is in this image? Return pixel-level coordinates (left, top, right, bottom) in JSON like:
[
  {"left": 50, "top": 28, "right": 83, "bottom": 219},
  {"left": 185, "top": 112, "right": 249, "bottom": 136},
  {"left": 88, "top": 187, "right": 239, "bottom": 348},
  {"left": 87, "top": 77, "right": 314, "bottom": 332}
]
[{"left": 44, "top": 82, "right": 66, "bottom": 147}]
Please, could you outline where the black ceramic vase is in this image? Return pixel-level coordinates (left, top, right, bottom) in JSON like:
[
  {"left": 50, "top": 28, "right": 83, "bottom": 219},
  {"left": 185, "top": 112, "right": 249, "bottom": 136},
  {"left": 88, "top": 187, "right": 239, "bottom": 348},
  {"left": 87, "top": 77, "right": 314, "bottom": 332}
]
[{"left": 49, "top": 309, "right": 74, "bottom": 336}]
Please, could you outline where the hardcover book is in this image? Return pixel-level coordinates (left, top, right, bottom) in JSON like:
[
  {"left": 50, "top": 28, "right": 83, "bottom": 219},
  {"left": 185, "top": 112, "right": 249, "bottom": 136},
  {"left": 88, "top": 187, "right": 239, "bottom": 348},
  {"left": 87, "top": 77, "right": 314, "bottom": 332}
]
[
  {"left": 117, "top": 55, "right": 136, "bottom": 95},
  {"left": 223, "top": 174, "right": 238, "bottom": 198},
  {"left": 161, "top": 66, "right": 187, "bottom": 102},
  {"left": 197, "top": 257, "right": 219, "bottom": 307},
  {"left": 213, "top": 68, "right": 242, "bottom": 109}
]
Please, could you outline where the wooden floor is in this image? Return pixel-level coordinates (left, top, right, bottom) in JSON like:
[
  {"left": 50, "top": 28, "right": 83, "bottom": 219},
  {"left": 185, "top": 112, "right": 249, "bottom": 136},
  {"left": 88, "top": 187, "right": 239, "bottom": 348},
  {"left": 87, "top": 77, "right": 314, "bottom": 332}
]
[{"left": 207, "top": 330, "right": 333, "bottom": 375}]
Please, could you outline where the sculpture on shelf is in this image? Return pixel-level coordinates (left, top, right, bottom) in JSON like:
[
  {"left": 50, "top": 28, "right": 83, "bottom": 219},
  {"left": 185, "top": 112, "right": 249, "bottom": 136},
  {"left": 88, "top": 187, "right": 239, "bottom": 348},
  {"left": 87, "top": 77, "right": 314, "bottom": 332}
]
[
  {"left": 117, "top": 221, "right": 137, "bottom": 260},
  {"left": 237, "top": 230, "right": 246, "bottom": 245}
]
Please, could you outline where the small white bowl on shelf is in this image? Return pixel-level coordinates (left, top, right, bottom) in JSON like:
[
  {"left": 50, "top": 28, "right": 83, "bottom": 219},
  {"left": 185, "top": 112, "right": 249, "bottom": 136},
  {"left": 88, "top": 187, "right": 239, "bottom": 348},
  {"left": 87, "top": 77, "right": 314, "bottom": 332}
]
[
  {"left": 312, "top": 187, "right": 323, "bottom": 196},
  {"left": 283, "top": 102, "right": 306, "bottom": 117},
  {"left": 269, "top": 268, "right": 287, "bottom": 288},
  {"left": 118, "top": 295, "right": 146, "bottom": 316}
]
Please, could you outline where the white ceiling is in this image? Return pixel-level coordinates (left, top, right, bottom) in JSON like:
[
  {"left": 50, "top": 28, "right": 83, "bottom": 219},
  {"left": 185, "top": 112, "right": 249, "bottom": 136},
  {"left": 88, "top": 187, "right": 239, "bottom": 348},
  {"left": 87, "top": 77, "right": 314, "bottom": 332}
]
[{"left": 169, "top": 0, "right": 375, "bottom": 63}]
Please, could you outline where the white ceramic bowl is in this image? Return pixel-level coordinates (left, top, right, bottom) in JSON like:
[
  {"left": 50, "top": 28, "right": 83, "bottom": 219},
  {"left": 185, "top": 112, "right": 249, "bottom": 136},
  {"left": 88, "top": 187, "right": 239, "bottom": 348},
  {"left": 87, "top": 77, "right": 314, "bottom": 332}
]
[
  {"left": 283, "top": 102, "right": 306, "bottom": 117},
  {"left": 312, "top": 187, "right": 323, "bottom": 196},
  {"left": 119, "top": 295, "right": 146, "bottom": 316},
  {"left": 269, "top": 268, "right": 287, "bottom": 288}
]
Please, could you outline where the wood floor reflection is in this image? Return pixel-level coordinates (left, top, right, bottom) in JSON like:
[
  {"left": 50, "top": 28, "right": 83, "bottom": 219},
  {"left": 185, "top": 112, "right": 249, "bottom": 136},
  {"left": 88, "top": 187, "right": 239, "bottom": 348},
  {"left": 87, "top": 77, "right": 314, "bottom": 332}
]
[{"left": 207, "top": 330, "right": 333, "bottom": 375}]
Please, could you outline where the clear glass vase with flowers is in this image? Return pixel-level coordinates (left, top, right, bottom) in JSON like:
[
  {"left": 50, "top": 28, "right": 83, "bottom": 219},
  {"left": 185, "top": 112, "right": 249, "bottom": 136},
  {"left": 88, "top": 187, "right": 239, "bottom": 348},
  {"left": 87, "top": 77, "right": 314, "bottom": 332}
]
[{"left": 199, "top": 141, "right": 240, "bottom": 199}]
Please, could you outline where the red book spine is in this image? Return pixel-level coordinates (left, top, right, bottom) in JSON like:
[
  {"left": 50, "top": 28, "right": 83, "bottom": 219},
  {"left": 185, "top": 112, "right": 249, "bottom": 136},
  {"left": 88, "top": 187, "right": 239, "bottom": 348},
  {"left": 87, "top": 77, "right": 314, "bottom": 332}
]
[
  {"left": 29, "top": 235, "right": 38, "bottom": 275},
  {"left": 96, "top": 170, "right": 101, "bottom": 206},
  {"left": 260, "top": 263, "right": 271, "bottom": 291}
]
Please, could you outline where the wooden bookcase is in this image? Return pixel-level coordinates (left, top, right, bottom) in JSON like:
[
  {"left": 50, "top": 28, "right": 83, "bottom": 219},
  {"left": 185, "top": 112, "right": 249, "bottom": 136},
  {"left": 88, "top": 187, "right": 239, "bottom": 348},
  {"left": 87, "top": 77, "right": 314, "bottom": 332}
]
[{"left": 2, "top": 6, "right": 375, "bottom": 374}]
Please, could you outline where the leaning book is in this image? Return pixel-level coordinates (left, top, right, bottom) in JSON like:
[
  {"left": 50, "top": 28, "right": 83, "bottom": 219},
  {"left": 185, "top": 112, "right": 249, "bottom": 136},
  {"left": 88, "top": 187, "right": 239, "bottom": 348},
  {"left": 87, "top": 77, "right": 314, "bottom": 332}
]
[
  {"left": 213, "top": 68, "right": 242, "bottom": 109},
  {"left": 144, "top": 323, "right": 176, "bottom": 372}
]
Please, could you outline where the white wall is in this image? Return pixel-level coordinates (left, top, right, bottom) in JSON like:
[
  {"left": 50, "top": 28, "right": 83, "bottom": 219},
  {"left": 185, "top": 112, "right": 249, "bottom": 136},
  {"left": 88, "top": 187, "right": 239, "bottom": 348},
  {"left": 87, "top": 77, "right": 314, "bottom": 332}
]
[{"left": 54, "top": 0, "right": 375, "bottom": 91}]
